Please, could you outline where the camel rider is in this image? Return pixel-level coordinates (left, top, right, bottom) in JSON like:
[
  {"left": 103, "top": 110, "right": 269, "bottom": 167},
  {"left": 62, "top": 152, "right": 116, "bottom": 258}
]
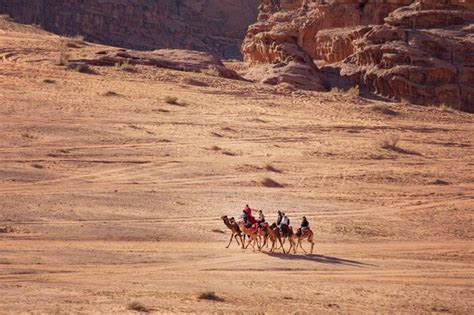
[
  {"left": 276, "top": 210, "right": 283, "bottom": 227},
  {"left": 280, "top": 212, "right": 289, "bottom": 235},
  {"left": 257, "top": 210, "right": 265, "bottom": 226},
  {"left": 241, "top": 210, "right": 249, "bottom": 224},
  {"left": 301, "top": 216, "right": 309, "bottom": 236},
  {"left": 243, "top": 204, "right": 256, "bottom": 227}
]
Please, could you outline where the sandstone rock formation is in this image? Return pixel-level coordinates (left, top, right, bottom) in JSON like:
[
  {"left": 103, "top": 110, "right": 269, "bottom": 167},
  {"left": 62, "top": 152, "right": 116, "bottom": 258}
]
[
  {"left": 243, "top": 0, "right": 474, "bottom": 112},
  {"left": 0, "top": 0, "right": 258, "bottom": 59},
  {"left": 72, "top": 48, "right": 242, "bottom": 80}
]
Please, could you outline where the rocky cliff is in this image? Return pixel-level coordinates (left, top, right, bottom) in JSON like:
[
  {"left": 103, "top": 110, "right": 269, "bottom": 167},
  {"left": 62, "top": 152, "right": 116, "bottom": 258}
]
[
  {"left": 242, "top": 0, "right": 474, "bottom": 112},
  {"left": 0, "top": 0, "right": 259, "bottom": 59}
]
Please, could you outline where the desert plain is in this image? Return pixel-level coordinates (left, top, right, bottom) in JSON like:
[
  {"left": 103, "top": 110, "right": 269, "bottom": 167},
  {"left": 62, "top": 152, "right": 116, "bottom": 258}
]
[{"left": 0, "top": 17, "right": 473, "bottom": 314}]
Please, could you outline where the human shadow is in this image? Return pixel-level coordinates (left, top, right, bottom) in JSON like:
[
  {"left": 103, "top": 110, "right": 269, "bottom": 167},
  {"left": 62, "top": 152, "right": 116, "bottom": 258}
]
[{"left": 264, "top": 252, "right": 376, "bottom": 268}]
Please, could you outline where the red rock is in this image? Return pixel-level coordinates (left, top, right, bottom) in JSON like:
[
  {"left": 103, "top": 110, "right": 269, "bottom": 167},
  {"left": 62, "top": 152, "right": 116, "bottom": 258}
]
[
  {"left": 243, "top": 0, "right": 474, "bottom": 112},
  {"left": 0, "top": 0, "right": 259, "bottom": 59}
]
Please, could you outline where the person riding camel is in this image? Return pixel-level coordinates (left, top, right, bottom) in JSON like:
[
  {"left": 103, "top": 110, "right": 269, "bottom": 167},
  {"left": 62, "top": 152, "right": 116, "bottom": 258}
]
[
  {"left": 243, "top": 204, "right": 256, "bottom": 227},
  {"left": 257, "top": 210, "right": 265, "bottom": 226},
  {"left": 280, "top": 212, "right": 289, "bottom": 235},
  {"left": 300, "top": 216, "right": 309, "bottom": 236},
  {"left": 276, "top": 210, "right": 283, "bottom": 227},
  {"left": 241, "top": 210, "right": 249, "bottom": 224}
]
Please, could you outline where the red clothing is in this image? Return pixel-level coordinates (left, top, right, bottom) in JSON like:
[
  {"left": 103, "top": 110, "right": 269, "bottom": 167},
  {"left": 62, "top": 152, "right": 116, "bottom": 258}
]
[{"left": 244, "top": 207, "right": 256, "bottom": 224}]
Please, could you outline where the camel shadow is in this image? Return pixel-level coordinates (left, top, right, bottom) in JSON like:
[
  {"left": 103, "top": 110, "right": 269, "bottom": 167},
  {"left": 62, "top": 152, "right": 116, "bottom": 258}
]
[{"left": 264, "top": 252, "right": 376, "bottom": 268}]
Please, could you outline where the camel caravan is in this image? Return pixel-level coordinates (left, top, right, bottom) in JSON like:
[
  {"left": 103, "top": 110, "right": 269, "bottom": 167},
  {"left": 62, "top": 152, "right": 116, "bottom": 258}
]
[{"left": 221, "top": 205, "right": 315, "bottom": 254}]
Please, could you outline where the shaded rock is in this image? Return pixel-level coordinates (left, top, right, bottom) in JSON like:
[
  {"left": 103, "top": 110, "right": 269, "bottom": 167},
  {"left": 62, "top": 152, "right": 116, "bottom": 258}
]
[
  {"left": 73, "top": 49, "right": 243, "bottom": 80},
  {"left": 243, "top": 60, "right": 326, "bottom": 90},
  {"left": 0, "top": 0, "right": 259, "bottom": 59}
]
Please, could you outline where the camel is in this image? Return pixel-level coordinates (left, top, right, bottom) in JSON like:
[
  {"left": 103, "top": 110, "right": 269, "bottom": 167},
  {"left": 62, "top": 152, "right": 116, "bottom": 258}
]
[
  {"left": 221, "top": 215, "right": 243, "bottom": 249},
  {"left": 256, "top": 223, "right": 269, "bottom": 248},
  {"left": 293, "top": 227, "right": 315, "bottom": 254},
  {"left": 271, "top": 223, "right": 296, "bottom": 254},
  {"left": 237, "top": 221, "right": 260, "bottom": 250},
  {"left": 261, "top": 223, "right": 286, "bottom": 254}
]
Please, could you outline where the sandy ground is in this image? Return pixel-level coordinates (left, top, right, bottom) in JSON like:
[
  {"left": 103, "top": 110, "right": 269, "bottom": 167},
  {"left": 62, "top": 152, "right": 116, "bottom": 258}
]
[{"left": 0, "top": 17, "right": 473, "bottom": 314}]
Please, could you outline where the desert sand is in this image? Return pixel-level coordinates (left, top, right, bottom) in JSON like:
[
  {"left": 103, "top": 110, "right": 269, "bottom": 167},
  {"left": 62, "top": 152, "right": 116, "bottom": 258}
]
[{"left": 0, "top": 17, "right": 473, "bottom": 314}]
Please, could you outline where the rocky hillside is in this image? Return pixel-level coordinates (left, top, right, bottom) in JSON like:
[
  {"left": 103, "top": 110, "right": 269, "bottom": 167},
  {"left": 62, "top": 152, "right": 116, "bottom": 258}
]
[
  {"left": 0, "top": 0, "right": 258, "bottom": 59},
  {"left": 242, "top": 0, "right": 474, "bottom": 112}
]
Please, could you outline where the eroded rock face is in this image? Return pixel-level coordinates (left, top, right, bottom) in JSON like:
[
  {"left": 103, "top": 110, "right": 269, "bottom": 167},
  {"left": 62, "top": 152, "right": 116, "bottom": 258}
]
[
  {"left": 343, "top": 2, "right": 474, "bottom": 111},
  {"left": 243, "top": 0, "right": 474, "bottom": 111},
  {"left": 0, "top": 0, "right": 259, "bottom": 59}
]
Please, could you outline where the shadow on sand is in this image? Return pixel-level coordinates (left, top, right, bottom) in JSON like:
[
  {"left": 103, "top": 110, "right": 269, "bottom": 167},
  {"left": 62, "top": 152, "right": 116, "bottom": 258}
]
[{"left": 264, "top": 252, "right": 376, "bottom": 268}]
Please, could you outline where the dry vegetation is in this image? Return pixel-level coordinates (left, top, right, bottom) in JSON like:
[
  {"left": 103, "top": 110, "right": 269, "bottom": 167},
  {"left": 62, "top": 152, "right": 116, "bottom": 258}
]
[
  {"left": 115, "top": 59, "right": 137, "bottom": 73},
  {"left": 127, "top": 301, "right": 152, "bottom": 313},
  {"left": 379, "top": 133, "right": 400, "bottom": 150},
  {"left": 197, "top": 291, "right": 224, "bottom": 302}
]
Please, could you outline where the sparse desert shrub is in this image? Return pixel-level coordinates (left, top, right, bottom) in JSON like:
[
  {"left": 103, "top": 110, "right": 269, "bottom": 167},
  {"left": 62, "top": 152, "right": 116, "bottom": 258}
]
[
  {"left": 211, "top": 229, "right": 225, "bottom": 234},
  {"left": 57, "top": 46, "right": 70, "bottom": 66},
  {"left": 209, "top": 145, "right": 221, "bottom": 151},
  {"left": 276, "top": 82, "right": 296, "bottom": 91},
  {"left": 21, "top": 133, "right": 35, "bottom": 139},
  {"left": 203, "top": 65, "right": 220, "bottom": 77},
  {"left": 165, "top": 96, "right": 179, "bottom": 105},
  {"left": 371, "top": 105, "right": 398, "bottom": 116},
  {"left": 71, "top": 62, "right": 92, "bottom": 73},
  {"left": 222, "top": 150, "right": 237, "bottom": 156},
  {"left": 264, "top": 164, "right": 282, "bottom": 173},
  {"left": 61, "top": 35, "right": 85, "bottom": 48},
  {"left": 330, "top": 85, "right": 360, "bottom": 97},
  {"left": 181, "top": 77, "right": 209, "bottom": 87},
  {"left": 115, "top": 59, "right": 137, "bottom": 73},
  {"left": 261, "top": 177, "right": 284, "bottom": 188},
  {"left": 43, "top": 79, "right": 56, "bottom": 84},
  {"left": 379, "top": 134, "right": 400, "bottom": 150},
  {"left": 197, "top": 291, "right": 224, "bottom": 302},
  {"left": 103, "top": 91, "right": 119, "bottom": 97},
  {"left": 0, "top": 14, "right": 13, "bottom": 22},
  {"left": 436, "top": 103, "right": 456, "bottom": 113},
  {"left": 0, "top": 225, "right": 15, "bottom": 233},
  {"left": 127, "top": 301, "right": 152, "bottom": 313},
  {"left": 399, "top": 96, "right": 412, "bottom": 105},
  {"left": 211, "top": 132, "right": 223, "bottom": 138}
]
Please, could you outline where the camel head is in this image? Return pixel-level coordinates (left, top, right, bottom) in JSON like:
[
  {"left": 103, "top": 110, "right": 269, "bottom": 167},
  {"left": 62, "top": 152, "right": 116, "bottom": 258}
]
[
  {"left": 221, "top": 215, "right": 228, "bottom": 220},
  {"left": 270, "top": 223, "right": 277, "bottom": 229}
]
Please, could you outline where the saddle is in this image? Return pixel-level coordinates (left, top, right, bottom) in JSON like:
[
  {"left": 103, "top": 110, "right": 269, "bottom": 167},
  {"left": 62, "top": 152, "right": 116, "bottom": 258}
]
[{"left": 297, "top": 227, "right": 311, "bottom": 237}]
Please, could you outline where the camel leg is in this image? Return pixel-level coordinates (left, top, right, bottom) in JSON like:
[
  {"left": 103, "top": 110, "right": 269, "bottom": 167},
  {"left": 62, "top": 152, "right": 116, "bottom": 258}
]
[
  {"left": 309, "top": 235, "right": 314, "bottom": 254},
  {"left": 277, "top": 236, "right": 286, "bottom": 254},
  {"left": 300, "top": 239, "right": 307, "bottom": 254},
  {"left": 252, "top": 236, "right": 258, "bottom": 251},
  {"left": 238, "top": 234, "right": 244, "bottom": 248},
  {"left": 289, "top": 238, "right": 295, "bottom": 254},
  {"left": 262, "top": 235, "right": 268, "bottom": 249},
  {"left": 234, "top": 234, "right": 240, "bottom": 246},
  {"left": 226, "top": 233, "right": 234, "bottom": 248},
  {"left": 245, "top": 236, "right": 252, "bottom": 249}
]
